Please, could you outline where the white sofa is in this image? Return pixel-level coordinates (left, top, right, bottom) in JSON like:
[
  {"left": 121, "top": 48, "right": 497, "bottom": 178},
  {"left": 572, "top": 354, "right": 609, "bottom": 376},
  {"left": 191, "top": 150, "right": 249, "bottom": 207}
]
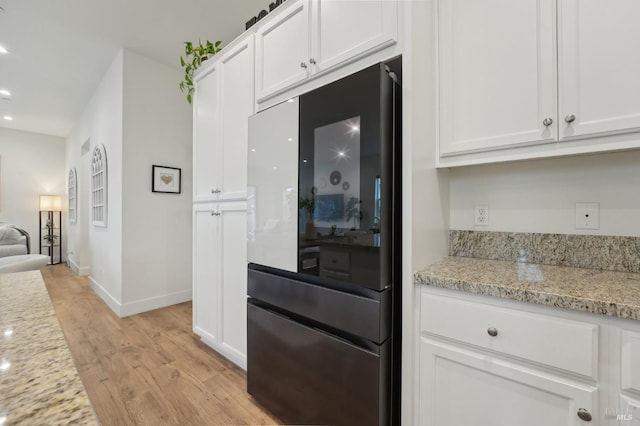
[
  {"left": 0, "top": 224, "right": 49, "bottom": 274},
  {"left": 0, "top": 224, "right": 30, "bottom": 257}
]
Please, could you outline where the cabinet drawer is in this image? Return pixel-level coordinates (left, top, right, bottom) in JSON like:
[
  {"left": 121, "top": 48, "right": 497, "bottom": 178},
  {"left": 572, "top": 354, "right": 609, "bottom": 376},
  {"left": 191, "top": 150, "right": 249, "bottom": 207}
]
[
  {"left": 319, "top": 247, "right": 350, "bottom": 273},
  {"left": 421, "top": 292, "right": 598, "bottom": 378}
]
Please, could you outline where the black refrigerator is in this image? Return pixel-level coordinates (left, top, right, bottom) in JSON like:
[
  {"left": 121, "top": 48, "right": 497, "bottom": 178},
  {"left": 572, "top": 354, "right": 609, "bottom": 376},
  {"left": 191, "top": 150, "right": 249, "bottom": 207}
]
[{"left": 246, "top": 57, "right": 402, "bottom": 426}]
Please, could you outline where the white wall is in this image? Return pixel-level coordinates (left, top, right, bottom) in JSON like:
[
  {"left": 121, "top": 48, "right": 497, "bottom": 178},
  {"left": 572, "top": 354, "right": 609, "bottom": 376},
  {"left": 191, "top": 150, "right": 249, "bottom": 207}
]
[
  {"left": 449, "top": 149, "right": 640, "bottom": 237},
  {"left": 66, "top": 50, "right": 124, "bottom": 306},
  {"left": 120, "top": 50, "right": 193, "bottom": 315},
  {"left": 0, "top": 127, "right": 66, "bottom": 249}
]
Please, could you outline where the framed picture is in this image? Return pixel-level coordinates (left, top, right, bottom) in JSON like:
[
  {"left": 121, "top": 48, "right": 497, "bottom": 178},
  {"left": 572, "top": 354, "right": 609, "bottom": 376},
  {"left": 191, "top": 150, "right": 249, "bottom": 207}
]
[{"left": 152, "top": 165, "right": 181, "bottom": 194}]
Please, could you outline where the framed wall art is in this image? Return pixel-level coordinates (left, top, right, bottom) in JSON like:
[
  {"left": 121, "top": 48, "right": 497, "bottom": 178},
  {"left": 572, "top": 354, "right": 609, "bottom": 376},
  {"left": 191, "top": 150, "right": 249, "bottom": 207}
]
[{"left": 152, "top": 165, "right": 181, "bottom": 194}]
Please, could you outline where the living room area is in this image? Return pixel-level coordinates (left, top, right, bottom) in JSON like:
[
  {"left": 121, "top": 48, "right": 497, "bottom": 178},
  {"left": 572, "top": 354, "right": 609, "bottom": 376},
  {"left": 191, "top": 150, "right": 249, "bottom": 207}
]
[{"left": 0, "top": 127, "right": 66, "bottom": 272}]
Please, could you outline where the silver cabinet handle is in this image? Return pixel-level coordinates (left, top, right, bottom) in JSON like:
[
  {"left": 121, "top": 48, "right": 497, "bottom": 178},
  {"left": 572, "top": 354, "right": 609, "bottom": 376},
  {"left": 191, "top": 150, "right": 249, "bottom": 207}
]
[
  {"left": 487, "top": 327, "right": 498, "bottom": 337},
  {"left": 543, "top": 118, "right": 553, "bottom": 127},
  {"left": 300, "top": 62, "right": 307, "bottom": 69},
  {"left": 565, "top": 114, "right": 576, "bottom": 123},
  {"left": 211, "top": 212, "right": 221, "bottom": 216},
  {"left": 577, "top": 408, "right": 592, "bottom": 422},
  {"left": 309, "top": 58, "right": 316, "bottom": 65},
  {"left": 211, "top": 189, "right": 221, "bottom": 194}
]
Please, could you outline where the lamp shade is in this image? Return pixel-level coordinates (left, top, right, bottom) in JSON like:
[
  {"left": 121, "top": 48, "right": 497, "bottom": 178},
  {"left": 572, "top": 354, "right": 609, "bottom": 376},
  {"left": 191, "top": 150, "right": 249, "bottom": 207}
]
[{"left": 40, "top": 195, "right": 63, "bottom": 212}]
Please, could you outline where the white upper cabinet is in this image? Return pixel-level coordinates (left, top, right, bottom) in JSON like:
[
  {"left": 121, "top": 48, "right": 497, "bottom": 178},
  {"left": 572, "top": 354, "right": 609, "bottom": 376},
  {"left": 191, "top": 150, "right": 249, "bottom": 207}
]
[
  {"left": 309, "top": 0, "right": 397, "bottom": 73},
  {"left": 559, "top": 0, "right": 640, "bottom": 140},
  {"left": 193, "top": 35, "right": 255, "bottom": 202},
  {"left": 438, "top": 0, "right": 640, "bottom": 166},
  {"left": 255, "top": 0, "right": 397, "bottom": 101},
  {"left": 255, "top": 0, "right": 310, "bottom": 100},
  {"left": 193, "top": 64, "right": 220, "bottom": 201},
  {"left": 438, "top": 0, "right": 558, "bottom": 157},
  {"left": 218, "top": 36, "right": 255, "bottom": 200}
]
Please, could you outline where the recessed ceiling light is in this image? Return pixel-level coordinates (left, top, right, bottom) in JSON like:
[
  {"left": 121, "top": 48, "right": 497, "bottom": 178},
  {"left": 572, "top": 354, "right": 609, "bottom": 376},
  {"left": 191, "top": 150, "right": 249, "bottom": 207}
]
[
  {"left": 0, "top": 46, "right": 8, "bottom": 54},
  {"left": 0, "top": 89, "right": 10, "bottom": 96},
  {"left": 3, "top": 116, "right": 13, "bottom": 121}
]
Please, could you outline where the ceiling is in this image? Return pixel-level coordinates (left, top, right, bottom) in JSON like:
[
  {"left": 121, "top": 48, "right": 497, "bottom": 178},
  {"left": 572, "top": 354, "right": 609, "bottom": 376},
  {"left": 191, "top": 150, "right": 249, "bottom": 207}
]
[{"left": 0, "top": 0, "right": 267, "bottom": 138}]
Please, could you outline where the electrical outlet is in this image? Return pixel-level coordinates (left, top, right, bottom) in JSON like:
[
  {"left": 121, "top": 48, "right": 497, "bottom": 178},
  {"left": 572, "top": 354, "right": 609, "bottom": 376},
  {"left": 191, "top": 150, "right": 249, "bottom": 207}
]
[
  {"left": 474, "top": 205, "right": 489, "bottom": 226},
  {"left": 575, "top": 202, "right": 599, "bottom": 230}
]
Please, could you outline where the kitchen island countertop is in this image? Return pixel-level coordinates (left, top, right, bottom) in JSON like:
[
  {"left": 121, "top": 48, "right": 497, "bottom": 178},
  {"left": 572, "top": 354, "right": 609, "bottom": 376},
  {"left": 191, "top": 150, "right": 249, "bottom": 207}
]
[
  {"left": 0, "top": 270, "right": 98, "bottom": 425},
  {"left": 415, "top": 256, "right": 640, "bottom": 321}
]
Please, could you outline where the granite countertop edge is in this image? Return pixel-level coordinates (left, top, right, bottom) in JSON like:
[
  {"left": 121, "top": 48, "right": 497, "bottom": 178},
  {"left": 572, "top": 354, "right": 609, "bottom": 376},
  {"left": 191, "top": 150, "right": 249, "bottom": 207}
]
[{"left": 415, "top": 257, "right": 640, "bottom": 321}]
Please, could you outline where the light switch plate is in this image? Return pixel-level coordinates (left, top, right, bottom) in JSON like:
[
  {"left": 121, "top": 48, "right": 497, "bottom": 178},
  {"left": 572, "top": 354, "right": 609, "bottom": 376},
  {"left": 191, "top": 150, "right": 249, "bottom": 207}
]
[{"left": 575, "top": 202, "right": 599, "bottom": 230}]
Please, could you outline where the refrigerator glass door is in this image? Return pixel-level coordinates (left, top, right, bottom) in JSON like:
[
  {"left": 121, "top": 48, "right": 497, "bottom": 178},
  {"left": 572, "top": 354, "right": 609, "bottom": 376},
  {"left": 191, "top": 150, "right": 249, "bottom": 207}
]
[
  {"left": 299, "top": 63, "right": 392, "bottom": 290},
  {"left": 247, "top": 98, "right": 299, "bottom": 272}
]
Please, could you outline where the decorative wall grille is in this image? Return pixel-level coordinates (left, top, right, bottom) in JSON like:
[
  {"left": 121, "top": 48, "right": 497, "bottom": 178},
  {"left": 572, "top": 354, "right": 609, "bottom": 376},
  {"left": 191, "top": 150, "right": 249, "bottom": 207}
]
[
  {"left": 91, "top": 145, "right": 107, "bottom": 227},
  {"left": 68, "top": 168, "right": 77, "bottom": 223}
]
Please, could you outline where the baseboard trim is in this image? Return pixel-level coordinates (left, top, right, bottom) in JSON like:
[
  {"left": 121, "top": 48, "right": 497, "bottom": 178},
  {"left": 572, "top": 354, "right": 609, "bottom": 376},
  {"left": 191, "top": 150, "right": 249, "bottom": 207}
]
[
  {"left": 88, "top": 278, "right": 192, "bottom": 318},
  {"left": 88, "top": 276, "right": 122, "bottom": 316},
  {"left": 68, "top": 258, "right": 90, "bottom": 276},
  {"left": 119, "top": 289, "right": 192, "bottom": 318},
  {"left": 199, "top": 334, "right": 247, "bottom": 371}
]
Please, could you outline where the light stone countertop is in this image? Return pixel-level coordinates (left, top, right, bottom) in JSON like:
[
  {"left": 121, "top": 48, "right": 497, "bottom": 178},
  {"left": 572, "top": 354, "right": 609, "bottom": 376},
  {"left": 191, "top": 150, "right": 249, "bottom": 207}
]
[
  {"left": 0, "top": 270, "right": 98, "bottom": 425},
  {"left": 415, "top": 256, "right": 640, "bottom": 321}
]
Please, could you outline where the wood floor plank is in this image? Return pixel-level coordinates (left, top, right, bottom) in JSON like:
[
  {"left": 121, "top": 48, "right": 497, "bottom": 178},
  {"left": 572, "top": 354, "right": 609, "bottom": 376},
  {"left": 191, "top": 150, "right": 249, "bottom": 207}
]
[{"left": 41, "top": 264, "right": 281, "bottom": 426}]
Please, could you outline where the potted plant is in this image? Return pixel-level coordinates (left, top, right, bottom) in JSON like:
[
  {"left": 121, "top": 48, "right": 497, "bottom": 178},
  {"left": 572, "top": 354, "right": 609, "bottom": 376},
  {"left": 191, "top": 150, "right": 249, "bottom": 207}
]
[
  {"left": 179, "top": 40, "right": 222, "bottom": 104},
  {"left": 43, "top": 219, "right": 58, "bottom": 245},
  {"left": 300, "top": 190, "right": 317, "bottom": 240}
]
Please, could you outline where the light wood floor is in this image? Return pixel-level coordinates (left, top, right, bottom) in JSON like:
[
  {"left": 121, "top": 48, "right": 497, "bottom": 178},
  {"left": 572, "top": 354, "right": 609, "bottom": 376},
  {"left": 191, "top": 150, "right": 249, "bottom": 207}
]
[{"left": 41, "top": 264, "right": 281, "bottom": 426}]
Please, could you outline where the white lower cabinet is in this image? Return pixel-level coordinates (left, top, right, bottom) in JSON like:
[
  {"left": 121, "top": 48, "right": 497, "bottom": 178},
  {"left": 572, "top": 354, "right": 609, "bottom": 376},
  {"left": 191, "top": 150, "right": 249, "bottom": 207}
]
[
  {"left": 419, "top": 287, "right": 601, "bottom": 426},
  {"left": 193, "top": 205, "right": 220, "bottom": 344},
  {"left": 193, "top": 201, "right": 248, "bottom": 369},
  {"left": 420, "top": 338, "right": 597, "bottom": 426},
  {"left": 616, "top": 329, "right": 640, "bottom": 425}
]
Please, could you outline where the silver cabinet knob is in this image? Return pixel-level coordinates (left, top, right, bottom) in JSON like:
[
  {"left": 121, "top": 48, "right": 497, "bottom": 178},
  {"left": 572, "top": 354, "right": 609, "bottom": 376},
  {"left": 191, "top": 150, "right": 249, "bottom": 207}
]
[
  {"left": 300, "top": 62, "right": 307, "bottom": 69},
  {"left": 487, "top": 327, "right": 498, "bottom": 337},
  {"left": 565, "top": 114, "right": 576, "bottom": 123},
  {"left": 543, "top": 118, "right": 553, "bottom": 127},
  {"left": 577, "top": 408, "right": 592, "bottom": 422},
  {"left": 309, "top": 58, "right": 316, "bottom": 65}
]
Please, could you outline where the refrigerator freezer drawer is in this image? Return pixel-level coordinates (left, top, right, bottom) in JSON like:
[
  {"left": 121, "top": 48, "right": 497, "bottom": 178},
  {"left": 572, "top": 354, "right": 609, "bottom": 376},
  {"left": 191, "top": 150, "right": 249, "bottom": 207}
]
[
  {"left": 247, "top": 302, "right": 390, "bottom": 426},
  {"left": 248, "top": 267, "right": 391, "bottom": 344}
]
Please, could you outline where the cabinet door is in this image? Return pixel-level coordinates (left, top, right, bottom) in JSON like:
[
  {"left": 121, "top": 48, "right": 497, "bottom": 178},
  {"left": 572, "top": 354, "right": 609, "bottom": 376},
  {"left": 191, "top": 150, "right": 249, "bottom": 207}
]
[
  {"left": 310, "top": 0, "right": 397, "bottom": 73},
  {"left": 255, "top": 0, "right": 310, "bottom": 101},
  {"left": 193, "top": 205, "right": 220, "bottom": 343},
  {"left": 438, "top": 0, "right": 557, "bottom": 156},
  {"left": 559, "top": 0, "right": 640, "bottom": 140},
  {"left": 193, "top": 65, "right": 220, "bottom": 202},
  {"left": 218, "top": 201, "right": 248, "bottom": 368},
  {"left": 419, "top": 338, "right": 598, "bottom": 426},
  {"left": 619, "top": 396, "right": 640, "bottom": 425},
  {"left": 218, "top": 37, "right": 255, "bottom": 200}
]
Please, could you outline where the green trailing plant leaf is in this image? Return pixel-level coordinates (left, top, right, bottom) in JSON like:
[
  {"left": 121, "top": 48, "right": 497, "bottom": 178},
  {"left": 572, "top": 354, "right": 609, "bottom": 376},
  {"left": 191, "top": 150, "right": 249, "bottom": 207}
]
[{"left": 179, "top": 39, "right": 223, "bottom": 104}]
